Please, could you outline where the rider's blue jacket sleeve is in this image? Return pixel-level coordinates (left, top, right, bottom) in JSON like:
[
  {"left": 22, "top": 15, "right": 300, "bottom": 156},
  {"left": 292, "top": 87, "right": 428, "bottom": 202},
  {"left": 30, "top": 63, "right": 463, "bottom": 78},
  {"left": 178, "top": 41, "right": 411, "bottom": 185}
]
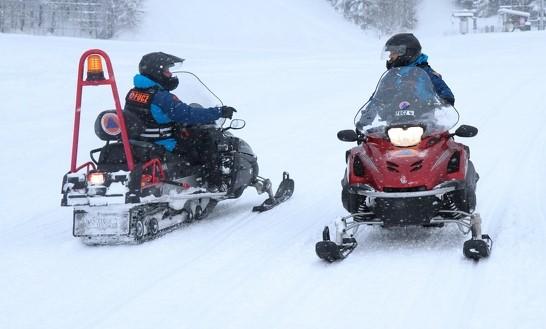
[
  {"left": 152, "top": 90, "right": 223, "bottom": 124},
  {"left": 420, "top": 66, "right": 455, "bottom": 106},
  {"left": 411, "top": 55, "right": 455, "bottom": 106},
  {"left": 425, "top": 68, "right": 455, "bottom": 105}
]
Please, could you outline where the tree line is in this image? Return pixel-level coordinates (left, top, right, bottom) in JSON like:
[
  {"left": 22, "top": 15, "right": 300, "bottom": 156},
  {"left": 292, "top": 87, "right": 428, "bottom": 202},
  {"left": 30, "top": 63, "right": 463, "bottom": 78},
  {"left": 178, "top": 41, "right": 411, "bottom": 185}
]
[
  {"left": 0, "top": 0, "right": 142, "bottom": 39},
  {"left": 327, "top": 0, "right": 418, "bottom": 35},
  {"left": 455, "top": 0, "right": 541, "bottom": 17},
  {"left": 328, "top": 0, "right": 543, "bottom": 34}
]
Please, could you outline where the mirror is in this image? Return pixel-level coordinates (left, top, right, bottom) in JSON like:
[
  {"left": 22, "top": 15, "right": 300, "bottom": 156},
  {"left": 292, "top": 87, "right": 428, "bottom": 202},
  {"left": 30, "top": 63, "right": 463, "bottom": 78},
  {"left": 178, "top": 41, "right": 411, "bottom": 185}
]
[
  {"left": 337, "top": 129, "right": 358, "bottom": 142},
  {"left": 454, "top": 125, "right": 478, "bottom": 138},
  {"left": 230, "top": 119, "right": 246, "bottom": 130}
]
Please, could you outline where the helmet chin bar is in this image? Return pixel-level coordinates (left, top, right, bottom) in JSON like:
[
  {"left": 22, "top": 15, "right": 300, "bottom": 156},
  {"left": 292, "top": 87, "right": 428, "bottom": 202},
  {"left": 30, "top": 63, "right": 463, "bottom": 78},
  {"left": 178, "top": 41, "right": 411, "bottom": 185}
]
[{"left": 162, "top": 76, "right": 179, "bottom": 91}]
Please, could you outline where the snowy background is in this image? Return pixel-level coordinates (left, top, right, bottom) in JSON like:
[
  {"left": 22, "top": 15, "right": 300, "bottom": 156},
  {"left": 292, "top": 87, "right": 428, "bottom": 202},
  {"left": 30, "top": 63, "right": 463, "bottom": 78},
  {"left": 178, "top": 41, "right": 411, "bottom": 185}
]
[{"left": 2, "top": 0, "right": 546, "bottom": 328}]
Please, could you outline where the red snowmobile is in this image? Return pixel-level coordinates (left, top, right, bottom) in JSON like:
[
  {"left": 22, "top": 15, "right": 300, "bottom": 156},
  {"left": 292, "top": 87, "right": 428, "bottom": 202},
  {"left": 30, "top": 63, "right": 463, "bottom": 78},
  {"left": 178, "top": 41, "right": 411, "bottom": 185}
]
[
  {"left": 316, "top": 67, "right": 492, "bottom": 261},
  {"left": 61, "top": 50, "right": 294, "bottom": 245}
]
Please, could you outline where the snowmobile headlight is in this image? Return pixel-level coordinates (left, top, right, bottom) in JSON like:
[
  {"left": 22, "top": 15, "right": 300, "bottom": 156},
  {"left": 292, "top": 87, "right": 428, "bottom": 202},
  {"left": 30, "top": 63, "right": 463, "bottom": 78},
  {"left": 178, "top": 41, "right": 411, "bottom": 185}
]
[
  {"left": 387, "top": 126, "right": 424, "bottom": 147},
  {"left": 87, "top": 172, "right": 106, "bottom": 186}
]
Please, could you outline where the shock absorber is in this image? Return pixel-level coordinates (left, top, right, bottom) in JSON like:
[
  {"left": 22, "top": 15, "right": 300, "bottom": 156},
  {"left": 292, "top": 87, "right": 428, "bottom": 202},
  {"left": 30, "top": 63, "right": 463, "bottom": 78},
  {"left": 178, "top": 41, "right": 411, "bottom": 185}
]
[
  {"left": 354, "top": 198, "right": 371, "bottom": 221},
  {"left": 443, "top": 194, "right": 461, "bottom": 218}
]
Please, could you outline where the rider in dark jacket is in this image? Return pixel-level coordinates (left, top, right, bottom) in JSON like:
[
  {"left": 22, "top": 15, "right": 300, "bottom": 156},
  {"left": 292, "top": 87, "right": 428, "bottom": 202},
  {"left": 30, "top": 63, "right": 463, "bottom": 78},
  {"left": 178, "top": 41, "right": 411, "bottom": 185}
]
[
  {"left": 384, "top": 33, "right": 455, "bottom": 106},
  {"left": 124, "top": 52, "right": 237, "bottom": 190},
  {"left": 124, "top": 52, "right": 236, "bottom": 152}
]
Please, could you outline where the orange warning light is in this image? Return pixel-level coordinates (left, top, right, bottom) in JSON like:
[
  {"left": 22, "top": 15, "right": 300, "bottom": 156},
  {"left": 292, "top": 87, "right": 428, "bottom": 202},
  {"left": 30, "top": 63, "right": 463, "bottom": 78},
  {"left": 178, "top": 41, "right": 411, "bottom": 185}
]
[{"left": 86, "top": 55, "right": 105, "bottom": 81}]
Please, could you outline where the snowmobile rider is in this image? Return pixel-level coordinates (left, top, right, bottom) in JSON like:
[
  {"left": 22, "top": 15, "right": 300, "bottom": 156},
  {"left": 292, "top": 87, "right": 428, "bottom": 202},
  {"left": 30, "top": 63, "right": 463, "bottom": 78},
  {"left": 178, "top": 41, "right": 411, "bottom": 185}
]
[
  {"left": 384, "top": 33, "right": 455, "bottom": 106},
  {"left": 357, "top": 34, "right": 455, "bottom": 131},
  {"left": 124, "top": 52, "right": 236, "bottom": 151},
  {"left": 124, "top": 52, "right": 237, "bottom": 190}
]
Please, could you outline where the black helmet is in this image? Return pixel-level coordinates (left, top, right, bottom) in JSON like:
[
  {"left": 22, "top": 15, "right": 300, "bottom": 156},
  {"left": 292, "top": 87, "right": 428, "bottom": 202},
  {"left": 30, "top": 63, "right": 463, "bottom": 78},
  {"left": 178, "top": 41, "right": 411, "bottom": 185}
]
[
  {"left": 384, "top": 33, "right": 422, "bottom": 69},
  {"left": 139, "top": 52, "right": 184, "bottom": 91}
]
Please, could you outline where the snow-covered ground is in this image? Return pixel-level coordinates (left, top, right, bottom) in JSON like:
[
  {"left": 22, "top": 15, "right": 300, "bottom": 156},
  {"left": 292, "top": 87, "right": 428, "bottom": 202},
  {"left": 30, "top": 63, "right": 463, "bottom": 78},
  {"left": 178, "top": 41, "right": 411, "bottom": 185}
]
[{"left": 2, "top": 1, "right": 546, "bottom": 328}]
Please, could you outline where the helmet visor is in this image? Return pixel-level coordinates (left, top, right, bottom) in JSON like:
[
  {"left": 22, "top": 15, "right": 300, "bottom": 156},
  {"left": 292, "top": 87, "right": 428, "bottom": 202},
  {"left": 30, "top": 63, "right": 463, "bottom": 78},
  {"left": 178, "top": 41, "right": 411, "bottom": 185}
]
[
  {"left": 382, "top": 45, "right": 407, "bottom": 60},
  {"left": 163, "top": 61, "right": 185, "bottom": 78}
]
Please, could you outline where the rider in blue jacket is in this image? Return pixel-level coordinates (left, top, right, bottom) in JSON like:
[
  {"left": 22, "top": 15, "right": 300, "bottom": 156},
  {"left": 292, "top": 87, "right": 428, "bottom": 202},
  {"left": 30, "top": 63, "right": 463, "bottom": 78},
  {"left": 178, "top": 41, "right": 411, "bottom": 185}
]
[
  {"left": 384, "top": 33, "right": 455, "bottom": 106},
  {"left": 124, "top": 52, "right": 236, "bottom": 152},
  {"left": 124, "top": 52, "right": 237, "bottom": 190}
]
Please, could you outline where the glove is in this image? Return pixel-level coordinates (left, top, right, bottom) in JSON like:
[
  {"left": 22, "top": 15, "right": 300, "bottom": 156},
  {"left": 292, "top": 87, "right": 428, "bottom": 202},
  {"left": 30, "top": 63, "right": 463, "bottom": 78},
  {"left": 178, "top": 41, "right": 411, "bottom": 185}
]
[{"left": 220, "top": 106, "right": 237, "bottom": 119}]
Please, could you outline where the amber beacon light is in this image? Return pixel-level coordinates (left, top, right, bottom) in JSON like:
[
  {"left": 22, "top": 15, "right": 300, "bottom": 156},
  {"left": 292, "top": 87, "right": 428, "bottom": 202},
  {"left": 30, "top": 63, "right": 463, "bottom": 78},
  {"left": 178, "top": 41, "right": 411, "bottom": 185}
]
[{"left": 86, "top": 54, "right": 106, "bottom": 81}]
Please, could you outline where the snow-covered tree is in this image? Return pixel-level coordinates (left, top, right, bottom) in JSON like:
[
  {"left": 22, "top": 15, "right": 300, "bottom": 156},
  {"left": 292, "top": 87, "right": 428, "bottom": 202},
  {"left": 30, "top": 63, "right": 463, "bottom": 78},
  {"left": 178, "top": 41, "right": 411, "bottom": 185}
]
[
  {"left": 454, "top": 0, "right": 535, "bottom": 17},
  {"left": 0, "top": 0, "right": 143, "bottom": 39},
  {"left": 327, "top": 0, "right": 418, "bottom": 35}
]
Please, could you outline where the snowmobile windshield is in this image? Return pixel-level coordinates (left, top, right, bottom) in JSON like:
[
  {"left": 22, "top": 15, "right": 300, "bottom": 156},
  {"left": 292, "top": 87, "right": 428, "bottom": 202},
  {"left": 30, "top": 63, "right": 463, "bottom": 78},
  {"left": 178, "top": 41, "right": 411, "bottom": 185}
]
[
  {"left": 171, "top": 71, "right": 226, "bottom": 128},
  {"left": 354, "top": 67, "right": 459, "bottom": 138}
]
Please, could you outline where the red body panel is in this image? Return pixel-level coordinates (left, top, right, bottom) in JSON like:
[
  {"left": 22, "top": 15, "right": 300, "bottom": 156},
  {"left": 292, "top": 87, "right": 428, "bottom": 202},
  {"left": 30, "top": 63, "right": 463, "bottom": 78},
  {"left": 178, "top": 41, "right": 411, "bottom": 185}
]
[{"left": 347, "top": 132, "right": 469, "bottom": 191}]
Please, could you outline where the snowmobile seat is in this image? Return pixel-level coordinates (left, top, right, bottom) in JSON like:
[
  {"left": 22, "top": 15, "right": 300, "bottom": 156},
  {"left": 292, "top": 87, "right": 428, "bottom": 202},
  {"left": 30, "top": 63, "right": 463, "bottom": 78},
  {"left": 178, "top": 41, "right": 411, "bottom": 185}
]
[
  {"left": 92, "top": 110, "right": 200, "bottom": 179},
  {"left": 93, "top": 110, "right": 173, "bottom": 171},
  {"left": 94, "top": 109, "right": 144, "bottom": 142},
  {"left": 96, "top": 141, "right": 172, "bottom": 171}
]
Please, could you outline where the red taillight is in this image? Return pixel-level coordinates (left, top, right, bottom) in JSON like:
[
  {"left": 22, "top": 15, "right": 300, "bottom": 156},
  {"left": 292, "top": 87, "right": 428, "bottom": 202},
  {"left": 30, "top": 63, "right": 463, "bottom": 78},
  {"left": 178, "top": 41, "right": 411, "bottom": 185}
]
[
  {"left": 140, "top": 159, "right": 165, "bottom": 188},
  {"left": 141, "top": 174, "right": 153, "bottom": 188}
]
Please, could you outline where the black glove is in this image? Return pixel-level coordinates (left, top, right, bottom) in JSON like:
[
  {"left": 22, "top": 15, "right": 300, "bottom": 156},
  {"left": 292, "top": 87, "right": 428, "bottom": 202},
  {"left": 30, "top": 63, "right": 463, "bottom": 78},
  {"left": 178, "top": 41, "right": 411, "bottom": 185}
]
[{"left": 220, "top": 106, "right": 237, "bottom": 119}]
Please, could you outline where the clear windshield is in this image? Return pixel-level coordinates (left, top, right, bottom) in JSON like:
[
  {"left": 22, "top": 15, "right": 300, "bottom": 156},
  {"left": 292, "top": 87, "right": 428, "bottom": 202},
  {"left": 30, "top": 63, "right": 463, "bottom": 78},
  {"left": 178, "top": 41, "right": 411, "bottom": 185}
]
[
  {"left": 172, "top": 71, "right": 226, "bottom": 127},
  {"left": 355, "top": 67, "right": 459, "bottom": 138}
]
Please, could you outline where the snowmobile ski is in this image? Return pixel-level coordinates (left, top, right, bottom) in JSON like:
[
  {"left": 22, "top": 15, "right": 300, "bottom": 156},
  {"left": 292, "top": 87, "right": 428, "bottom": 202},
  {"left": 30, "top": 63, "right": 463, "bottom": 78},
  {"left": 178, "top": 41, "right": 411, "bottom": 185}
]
[
  {"left": 315, "top": 226, "right": 357, "bottom": 262},
  {"left": 252, "top": 172, "right": 294, "bottom": 212},
  {"left": 463, "top": 234, "right": 492, "bottom": 260}
]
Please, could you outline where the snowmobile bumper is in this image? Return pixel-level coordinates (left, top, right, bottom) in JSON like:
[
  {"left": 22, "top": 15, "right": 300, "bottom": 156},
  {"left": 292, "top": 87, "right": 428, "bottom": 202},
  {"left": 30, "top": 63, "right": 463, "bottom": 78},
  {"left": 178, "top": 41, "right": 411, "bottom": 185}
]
[
  {"left": 73, "top": 204, "right": 132, "bottom": 238},
  {"left": 71, "top": 191, "right": 226, "bottom": 245},
  {"left": 348, "top": 183, "right": 457, "bottom": 198},
  {"left": 346, "top": 183, "right": 460, "bottom": 226}
]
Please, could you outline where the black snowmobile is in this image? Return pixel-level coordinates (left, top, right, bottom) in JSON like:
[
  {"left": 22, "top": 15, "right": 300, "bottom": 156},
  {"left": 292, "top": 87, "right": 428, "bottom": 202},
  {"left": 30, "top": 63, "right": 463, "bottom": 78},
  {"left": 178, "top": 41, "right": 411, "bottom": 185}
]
[{"left": 61, "top": 50, "right": 294, "bottom": 245}]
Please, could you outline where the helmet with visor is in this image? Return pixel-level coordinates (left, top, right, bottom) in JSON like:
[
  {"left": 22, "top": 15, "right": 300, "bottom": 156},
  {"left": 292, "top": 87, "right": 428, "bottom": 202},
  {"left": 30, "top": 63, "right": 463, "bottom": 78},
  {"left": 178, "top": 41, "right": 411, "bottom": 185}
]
[
  {"left": 383, "top": 33, "right": 422, "bottom": 69},
  {"left": 139, "top": 52, "right": 185, "bottom": 91}
]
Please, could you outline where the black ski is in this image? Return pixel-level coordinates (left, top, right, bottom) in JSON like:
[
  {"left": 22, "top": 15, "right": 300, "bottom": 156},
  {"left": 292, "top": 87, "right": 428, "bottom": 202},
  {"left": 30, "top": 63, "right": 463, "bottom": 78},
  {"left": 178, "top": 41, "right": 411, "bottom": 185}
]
[
  {"left": 252, "top": 172, "right": 294, "bottom": 212},
  {"left": 315, "top": 226, "right": 357, "bottom": 262},
  {"left": 463, "top": 234, "right": 492, "bottom": 260}
]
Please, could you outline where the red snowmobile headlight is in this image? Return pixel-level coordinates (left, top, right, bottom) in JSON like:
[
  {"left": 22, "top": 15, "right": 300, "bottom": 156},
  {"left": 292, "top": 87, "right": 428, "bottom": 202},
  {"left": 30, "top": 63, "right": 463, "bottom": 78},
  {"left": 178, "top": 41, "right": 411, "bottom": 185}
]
[{"left": 87, "top": 172, "right": 106, "bottom": 186}]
